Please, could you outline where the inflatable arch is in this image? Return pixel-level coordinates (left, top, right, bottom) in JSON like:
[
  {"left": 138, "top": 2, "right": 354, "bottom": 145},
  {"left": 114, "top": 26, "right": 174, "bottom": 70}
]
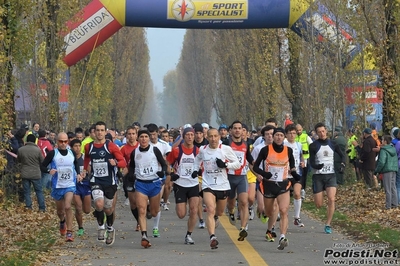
[{"left": 63, "top": 0, "right": 368, "bottom": 69}]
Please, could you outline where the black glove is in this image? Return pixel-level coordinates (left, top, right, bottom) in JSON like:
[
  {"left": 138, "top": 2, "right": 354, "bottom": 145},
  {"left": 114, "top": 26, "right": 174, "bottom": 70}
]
[
  {"left": 156, "top": 171, "right": 165, "bottom": 178},
  {"left": 216, "top": 158, "right": 227, "bottom": 168},
  {"left": 171, "top": 173, "right": 180, "bottom": 181},
  {"left": 191, "top": 171, "right": 198, "bottom": 179},
  {"left": 127, "top": 172, "right": 136, "bottom": 183},
  {"left": 291, "top": 171, "right": 302, "bottom": 181},
  {"left": 116, "top": 170, "right": 123, "bottom": 182},
  {"left": 261, "top": 171, "right": 272, "bottom": 180},
  {"left": 315, "top": 164, "right": 324, "bottom": 170},
  {"left": 338, "top": 163, "right": 345, "bottom": 174}
]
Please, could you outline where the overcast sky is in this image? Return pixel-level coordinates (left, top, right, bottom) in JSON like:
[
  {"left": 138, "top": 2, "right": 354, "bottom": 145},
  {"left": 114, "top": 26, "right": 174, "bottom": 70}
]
[{"left": 146, "top": 28, "right": 186, "bottom": 92}]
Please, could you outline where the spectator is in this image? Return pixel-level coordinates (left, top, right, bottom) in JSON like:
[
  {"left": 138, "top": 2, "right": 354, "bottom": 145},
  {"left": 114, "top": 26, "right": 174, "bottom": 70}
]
[
  {"left": 284, "top": 113, "right": 293, "bottom": 128},
  {"left": 17, "top": 134, "right": 46, "bottom": 212},
  {"left": 375, "top": 135, "right": 398, "bottom": 209},
  {"left": 353, "top": 128, "right": 378, "bottom": 188},
  {"left": 333, "top": 127, "right": 347, "bottom": 185},
  {"left": 37, "top": 129, "right": 54, "bottom": 189},
  {"left": 394, "top": 129, "right": 400, "bottom": 204}
]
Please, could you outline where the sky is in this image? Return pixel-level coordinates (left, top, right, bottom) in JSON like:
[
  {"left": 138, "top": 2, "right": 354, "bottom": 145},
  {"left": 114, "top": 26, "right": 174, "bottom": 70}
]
[{"left": 146, "top": 28, "right": 186, "bottom": 92}]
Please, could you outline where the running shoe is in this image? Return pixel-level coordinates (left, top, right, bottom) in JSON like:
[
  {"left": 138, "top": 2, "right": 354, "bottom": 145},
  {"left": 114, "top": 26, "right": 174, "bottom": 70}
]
[
  {"left": 301, "top": 189, "right": 306, "bottom": 200},
  {"left": 185, "top": 235, "right": 195, "bottom": 245},
  {"left": 59, "top": 220, "right": 67, "bottom": 236},
  {"left": 324, "top": 225, "right": 332, "bottom": 234},
  {"left": 153, "top": 228, "right": 160, "bottom": 237},
  {"left": 210, "top": 236, "right": 219, "bottom": 249},
  {"left": 271, "top": 226, "right": 277, "bottom": 237},
  {"left": 265, "top": 230, "right": 275, "bottom": 242},
  {"left": 135, "top": 224, "right": 140, "bottom": 232},
  {"left": 277, "top": 237, "right": 288, "bottom": 250},
  {"left": 77, "top": 228, "right": 84, "bottom": 236},
  {"left": 124, "top": 198, "right": 130, "bottom": 206},
  {"left": 198, "top": 220, "right": 205, "bottom": 229},
  {"left": 163, "top": 203, "right": 169, "bottom": 211},
  {"left": 98, "top": 226, "right": 106, "bottom": 242},
  {"left": 141, "top": 237, "right": 152, "bottom": 248},
  {"left": 238, "top": 228, "right": 248, "bottom": 241},
  {"left": 294, "top": 218, "right": 305, "bottom": 227},
  {"left": 214, "top": 216, "right": 220, "bottom": 229},
  {"left": 105, "top": 229, "right": 115, "bottom": 246},
  {"left": 261, "top": 215, "right": 269, "bottom": 224},
  {"left": 66, "top": 231, "right": 74, "bottom": 242},
  {"left": 249, "top": 207, "right": 255, "bottom": 220},
  {"left": 228, "top": 213, "right": 236, "bottom": 225},
  {"left": 276, "top": 213, "right": 281, "bottom": 221},
  {"left": 237, "top": 210, "right": 241, "bottom": 220}
]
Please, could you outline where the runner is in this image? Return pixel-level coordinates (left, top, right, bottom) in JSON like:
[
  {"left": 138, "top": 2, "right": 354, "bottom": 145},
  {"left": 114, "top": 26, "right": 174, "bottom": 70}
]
[
  {"left": 309, "top": 122, "right": 345, "bottom": 234},
  {"left": 192, "top": 123, "right": 208, "bottom": 229},
  {"left": 224, "top": 121, "right": 254, "bottom": 241},
  {"left": 41, "top": 132, "right": 83, "bottom": 242},
  {"left": 128, "top": 129, "right": 168, "bottom": 248},
  {"left": 192, "top": 128, "right": 241, "bottom": 249},
  {"left": 147, "top": 123, "right": 171, "bottom": 237},
  {"left": 70, "top": 139, "right": 91, "bottom": 236},
  {"left": 253, "top": 127, "right": 301, "bottom": 250},
  {"left": 120, "top": 126, "right": 140, "bottom": 231},
  {"left": 167, "top": 127, "right": 199, "bottom": 244},
  {"left": 83, "top": 121, "right": 127, "bottom": 246},
  {"left": 284, "top": 124, "right": 305, "bottom": 227}
]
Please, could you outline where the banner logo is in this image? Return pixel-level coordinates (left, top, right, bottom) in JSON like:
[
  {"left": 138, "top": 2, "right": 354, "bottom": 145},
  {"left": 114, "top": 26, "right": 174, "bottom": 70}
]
[{"left": 168, "top": 0, "right": 248, "bottom": 22}]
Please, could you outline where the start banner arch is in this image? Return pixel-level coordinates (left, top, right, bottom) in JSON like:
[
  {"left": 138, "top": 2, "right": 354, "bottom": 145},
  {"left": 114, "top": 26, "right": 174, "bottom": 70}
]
[{"left": 63, "top": 0, "right": 366, "bottom": 69}]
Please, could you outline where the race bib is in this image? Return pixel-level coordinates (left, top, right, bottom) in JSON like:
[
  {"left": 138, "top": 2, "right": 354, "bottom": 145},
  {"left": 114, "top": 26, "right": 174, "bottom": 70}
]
[
  {"left": 234, "top": 151, "right": 245, "bottom": 165},
  {"left": 268, "top": 166, "right": 284, "bottom": 182},
  {"left": 139, "top": 162, "right": 155, "bottom": 177},
  {"left": 180, "top": 163, "right": 193, "bottom": 177},
  {"left": 56, "top": 167, "right": 74, "bottom": 188},
  {"left": 318, "top": 163, "right": 334, "bottom": 174},
  {"left": 93, "top": 162, "right": 108, "bottom": 177}
]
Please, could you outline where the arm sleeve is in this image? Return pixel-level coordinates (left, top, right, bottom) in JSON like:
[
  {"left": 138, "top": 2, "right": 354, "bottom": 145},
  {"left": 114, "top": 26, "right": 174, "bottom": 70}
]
[
  {"left": 71, "top": 150, "right": 80, "bottom": 174},
  {"left": 223, "top": 145, "right": 241, "bottom": 170},
  {"left": 193, "top": 149, "right": 203, "bottom": 171},
  {"left": 154, "top": 147, "right": 167, "bottom": 172},
  {"left": 109, "top": 142, "right": 127, "bottom": 168},
  {"left": 41, "top": 150, "right": 55, "bottom": 172},
  {"left": 129, "top": 150, "right": 136, "bottom": 173},
  {"left": 166, "top": 148, "right": 178, "bottom": 165},
  {"left": 309, "top": 143, "right": 318, "bottom": 169},
  {"left": 253, "top": 146, "right": 269, "bottom": 175},
  {"left": 374, "top": 150, "right": 385, "bottom": 174},
  {"left": 288, "top": 147, "right": 295, "bottom": 169},
  {"left": 307, "top": 136, "right": 313, "bottom": 145},
  {"left": 334, "top": 142, "right": 346, "bottom": 164}
]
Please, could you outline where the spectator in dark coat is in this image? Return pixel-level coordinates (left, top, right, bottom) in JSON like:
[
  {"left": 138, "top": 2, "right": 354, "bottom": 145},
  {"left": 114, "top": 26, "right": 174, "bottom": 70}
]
[
  {"left": 333, "top": 127, "right": 347, "bottom": 185},
  {"left": 353, "top": 128, "right": 378, "bottom": 188},
  {"left": 17, "top": 134, "right": 46, "bottom": 211}
]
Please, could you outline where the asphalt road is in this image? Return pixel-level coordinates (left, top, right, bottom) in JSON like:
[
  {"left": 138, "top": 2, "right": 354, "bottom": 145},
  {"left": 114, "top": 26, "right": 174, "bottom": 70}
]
[{"left": 47, "top": 189, "right": 363, "bottom": 266}]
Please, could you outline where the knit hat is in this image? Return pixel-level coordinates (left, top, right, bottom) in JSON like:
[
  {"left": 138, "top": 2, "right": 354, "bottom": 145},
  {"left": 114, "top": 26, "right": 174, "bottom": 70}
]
[
  {"left": 273, "top": 127, "right": 285, "bottom": 136},
  {"left": 363, "top": 128, "right": 372, "bottom": 134},
  {"left": 393, "top": 129, "right": 399, "bottom": 138},
  {"left": 201, "top": 123, "right": 209, "bottom": 129},
  {"left": 137, "top": 129, "right": 150, "bottom": 137},
  {"left": 219, "top": 124, "right": 228, "bottom": 131},
  {"left": 183, "top": 127, "right": 195, "bottom": 136},
  {"left": 193, "top": 123, "right": 203, "bottom": 133}
]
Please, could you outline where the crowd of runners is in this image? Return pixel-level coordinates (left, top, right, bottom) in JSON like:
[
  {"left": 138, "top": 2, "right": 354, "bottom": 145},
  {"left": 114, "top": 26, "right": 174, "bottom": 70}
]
[{"left": 8, "top": 118, "right": 354, "bottom": 251}]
